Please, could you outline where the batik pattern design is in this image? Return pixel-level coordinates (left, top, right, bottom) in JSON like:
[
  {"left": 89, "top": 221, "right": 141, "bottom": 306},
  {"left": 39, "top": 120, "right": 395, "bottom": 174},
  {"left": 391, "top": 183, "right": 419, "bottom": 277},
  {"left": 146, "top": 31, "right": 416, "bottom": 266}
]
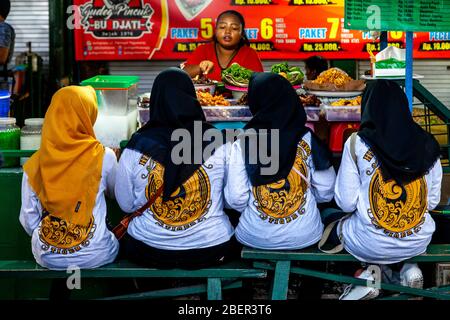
[
  {"left": 368, "top": 169, "right": 428, "bottom": 237},
  {"left": 252, "top": 144, "right": 309, "bottom": 223},
  {"left": 145, "top": 159, "right": 211, "bottom": 229}
]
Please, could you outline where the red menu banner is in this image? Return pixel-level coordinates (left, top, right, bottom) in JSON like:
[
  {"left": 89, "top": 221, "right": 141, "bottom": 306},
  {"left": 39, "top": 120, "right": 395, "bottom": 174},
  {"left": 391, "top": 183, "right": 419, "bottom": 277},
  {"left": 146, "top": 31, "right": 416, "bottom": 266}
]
[{"left": 73, "top": 0, "right": 450, "bottom": 61}]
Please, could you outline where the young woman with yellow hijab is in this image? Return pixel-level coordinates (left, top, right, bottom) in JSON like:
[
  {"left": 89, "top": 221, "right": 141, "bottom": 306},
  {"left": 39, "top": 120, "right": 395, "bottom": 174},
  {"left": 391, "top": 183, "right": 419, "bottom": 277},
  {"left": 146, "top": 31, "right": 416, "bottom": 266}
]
[{"left": 19, "top": 86, "right": 119, "bottom": 270}]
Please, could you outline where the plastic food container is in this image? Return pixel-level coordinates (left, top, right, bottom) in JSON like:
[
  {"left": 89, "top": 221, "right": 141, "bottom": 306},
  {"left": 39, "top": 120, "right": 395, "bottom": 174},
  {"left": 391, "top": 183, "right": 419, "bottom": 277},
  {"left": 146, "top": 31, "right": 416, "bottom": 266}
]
[
  {"left": 20, "top": 118, "right": 44, "bottom": 165},
  {"left": 93, "top": 109, "right": 138, "bottom": 148},
  {"left": 0, "top": 117, "right": 20, "bottom": 167},
  {"left": 194, "top": 84, "right": 216, "bottom": 96},
  {"left": 323, "top": 105, "right": 361, "bottom": 122},
  {"left": 81, "top": 75, "right": 139, "bottom": 115},
  {"left": 304, "top": 106, "right": 320, "bottom": 122},
  {"left": 202, "top": 106, "right": 252, "bottom": 122}
]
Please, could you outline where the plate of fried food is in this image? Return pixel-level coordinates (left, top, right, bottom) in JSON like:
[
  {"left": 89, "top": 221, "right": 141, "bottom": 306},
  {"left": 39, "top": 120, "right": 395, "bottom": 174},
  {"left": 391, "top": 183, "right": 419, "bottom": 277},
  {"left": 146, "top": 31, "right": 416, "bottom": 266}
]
[
  {"left": 328, "top": 96, "right": 362, "bottom": 106},
  {"left": 197, "top": 91, "right": 252, "bottom": 121},
  {"left": 322, "top": 96, "right": 362, "bottom": 122},
  {"left": 299, "top": 94, "right": 321, "bottom": 107},
  {"left": 197, "top": 91, "right": 230, "bottom": 106},
  {"left": 303, "top": 68, "right": 366, "bottom": 94}
]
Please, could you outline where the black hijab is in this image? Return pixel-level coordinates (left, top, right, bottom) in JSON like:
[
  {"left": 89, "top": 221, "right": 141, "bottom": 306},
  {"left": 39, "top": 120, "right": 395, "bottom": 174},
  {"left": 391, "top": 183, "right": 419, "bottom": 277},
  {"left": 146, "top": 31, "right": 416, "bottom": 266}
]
[
  {"left": 243, "top": 72, "right": 332, "bottom": 186},
  {"left": 126, "top": 68, "right": 221, "bottom": 201},
  {"left": 358, "top": 80, "right": 441, "bottom": 184}
]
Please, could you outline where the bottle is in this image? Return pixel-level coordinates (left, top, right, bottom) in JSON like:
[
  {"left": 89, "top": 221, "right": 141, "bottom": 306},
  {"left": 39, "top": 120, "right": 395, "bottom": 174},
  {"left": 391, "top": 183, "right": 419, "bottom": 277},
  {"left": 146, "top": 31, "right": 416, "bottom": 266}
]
[
  {"left": 0, "top": 117, "right": 20, "bottom": 167},
  {"left": 137, "top": 94, "right": 150, "bottom": 128},
  {"left": 20, "top": 118, "right": 44, "bottom": 165}
]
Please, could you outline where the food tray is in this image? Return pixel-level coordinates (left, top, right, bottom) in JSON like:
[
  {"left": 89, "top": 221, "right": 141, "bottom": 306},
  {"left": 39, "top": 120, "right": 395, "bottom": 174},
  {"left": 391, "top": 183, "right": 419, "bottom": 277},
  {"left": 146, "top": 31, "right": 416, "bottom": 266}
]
[
  {"left": 202, "top": 106, "right": 252, "bottom": 122},
  {"left": 304, "top": 106, "right": 320, "bottom": 122},
  {"left": 323, "top": 105, "right": 361, "bottom": 122}
]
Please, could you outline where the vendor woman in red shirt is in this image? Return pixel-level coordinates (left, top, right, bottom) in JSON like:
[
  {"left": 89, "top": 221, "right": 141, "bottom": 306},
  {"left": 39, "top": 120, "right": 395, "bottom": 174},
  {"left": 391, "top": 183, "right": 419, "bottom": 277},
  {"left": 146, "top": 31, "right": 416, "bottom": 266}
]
[{"left": 183, "top": 10, "right": 263, "bottom": 81}]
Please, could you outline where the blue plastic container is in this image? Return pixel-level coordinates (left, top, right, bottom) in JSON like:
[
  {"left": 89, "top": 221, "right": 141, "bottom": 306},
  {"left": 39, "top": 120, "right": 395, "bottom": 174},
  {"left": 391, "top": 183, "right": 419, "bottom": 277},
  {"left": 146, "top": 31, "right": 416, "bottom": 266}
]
[{"left": 0, "top": 90, "right": 11, "bottom": 117}]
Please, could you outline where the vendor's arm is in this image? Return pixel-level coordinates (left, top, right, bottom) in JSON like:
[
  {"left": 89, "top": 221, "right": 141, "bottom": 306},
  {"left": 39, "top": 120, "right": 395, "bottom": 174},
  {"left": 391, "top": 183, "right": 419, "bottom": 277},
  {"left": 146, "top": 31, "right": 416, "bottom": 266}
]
[
  {"left": 183, "top": 44, "right": 214, "bottom": 78},
  {"left": 184, "top": 60, "right": 214, "bottom": 78}
]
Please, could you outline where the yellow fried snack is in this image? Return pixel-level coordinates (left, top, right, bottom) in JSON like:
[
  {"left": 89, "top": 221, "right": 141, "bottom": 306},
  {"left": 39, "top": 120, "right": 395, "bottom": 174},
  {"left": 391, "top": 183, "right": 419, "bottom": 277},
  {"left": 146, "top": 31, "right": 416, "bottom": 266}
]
[
  {"left": 330, "top": 96, "right": 362, "bottom": 107},
  {"left": 197, "top": 91, "right": 230, "bottom": 106},
  {"left": 313, "top": 68, "right": 353, "bottom": 86}
]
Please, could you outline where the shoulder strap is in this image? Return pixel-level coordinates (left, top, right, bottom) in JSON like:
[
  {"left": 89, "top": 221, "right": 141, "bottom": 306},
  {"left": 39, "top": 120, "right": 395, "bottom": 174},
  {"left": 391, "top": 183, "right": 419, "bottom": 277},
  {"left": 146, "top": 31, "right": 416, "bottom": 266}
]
[
  {"left": 318, "top": 213, "right": 352, "bottom": 254},
  {"left": 292, "top": 165, "right": 310, "bottom": 187},
  {"left": 112, "top": 185, "right": 164, "bottom": 240}
]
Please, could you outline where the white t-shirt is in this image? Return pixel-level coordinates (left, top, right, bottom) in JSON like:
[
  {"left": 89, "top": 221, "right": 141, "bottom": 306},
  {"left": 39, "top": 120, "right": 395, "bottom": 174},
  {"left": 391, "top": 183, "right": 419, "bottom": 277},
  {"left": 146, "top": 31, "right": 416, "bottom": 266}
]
[
  {"left": 19, "top": 148, "right": 120, "bottom": 270},
  {"left": 114, "top": 144, "right": 234, "bottom": 250},
  {"left": 335, "top": 135, "right": 442, "bottom": 264},
  {"left": 225, "top": 132, "right": 336, "bottom": 250}
]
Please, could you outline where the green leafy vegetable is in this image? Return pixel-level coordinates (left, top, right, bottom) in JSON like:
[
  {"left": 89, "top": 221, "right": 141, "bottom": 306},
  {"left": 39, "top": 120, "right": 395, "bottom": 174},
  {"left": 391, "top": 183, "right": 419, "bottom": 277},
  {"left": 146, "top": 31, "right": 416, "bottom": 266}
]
[
  {"left": 222, "top": 63, "right": 253, "bottom": 87},
  {"left": 270, "top": 62, "right": 304, "bottom": 85}
]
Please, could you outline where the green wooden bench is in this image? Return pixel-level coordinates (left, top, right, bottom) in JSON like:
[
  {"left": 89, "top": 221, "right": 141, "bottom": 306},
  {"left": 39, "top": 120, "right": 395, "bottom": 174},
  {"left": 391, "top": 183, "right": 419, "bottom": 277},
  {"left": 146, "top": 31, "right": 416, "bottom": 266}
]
[
  {"left": 241, "top": 244, "right": 450, "bottom": 300},
  {"left": 0, "top": 259, "right": 267, "bottom": 300},
  {"left": 0, "top": 155, "right": 267, "bottom": 300}
]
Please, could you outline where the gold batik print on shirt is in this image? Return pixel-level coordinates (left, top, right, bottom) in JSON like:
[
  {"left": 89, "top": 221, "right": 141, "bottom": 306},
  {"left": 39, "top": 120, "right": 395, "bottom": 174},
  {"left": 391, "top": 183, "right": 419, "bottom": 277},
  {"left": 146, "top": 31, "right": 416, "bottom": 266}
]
[
  {"left": 145, "top": 159, "right": 212, "bottom": 231},
  {"left": 39, "top": 214, "right": 96, "bottom": 254},
  {"left": 252, "top": 143, "right": 309, "bottom": 225},
  {"left": 368, "top": 168, "right": 428, "bottom": 238}
]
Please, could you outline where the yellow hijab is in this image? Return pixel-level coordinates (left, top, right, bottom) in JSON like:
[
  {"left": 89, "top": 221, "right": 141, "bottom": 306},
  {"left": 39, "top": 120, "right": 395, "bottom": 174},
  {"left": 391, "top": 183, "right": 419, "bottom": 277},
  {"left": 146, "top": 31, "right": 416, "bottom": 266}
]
[{"left": 24, "top": 86, "right": 105, "bottom": 240}]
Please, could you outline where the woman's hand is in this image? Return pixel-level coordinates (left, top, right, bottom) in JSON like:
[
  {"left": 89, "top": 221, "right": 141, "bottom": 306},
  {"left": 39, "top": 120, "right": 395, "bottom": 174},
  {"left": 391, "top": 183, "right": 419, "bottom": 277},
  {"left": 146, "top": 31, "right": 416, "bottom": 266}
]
[{"left": 199, "top": 60, "right": 214, "bottom": 75}]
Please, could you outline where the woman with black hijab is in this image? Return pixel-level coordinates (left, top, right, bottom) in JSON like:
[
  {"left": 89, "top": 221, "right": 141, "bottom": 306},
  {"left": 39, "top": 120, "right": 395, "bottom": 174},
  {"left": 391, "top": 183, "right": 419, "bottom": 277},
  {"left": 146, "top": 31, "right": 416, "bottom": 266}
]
[
  {"left": 114, "top": 68, "right": 234, "bottom": 269},
  {"left": 224, "top": 72, "right": 335, "bottom": 250},
  {"left": 335, "top": 80, "right": 442, "bottom": 299}
]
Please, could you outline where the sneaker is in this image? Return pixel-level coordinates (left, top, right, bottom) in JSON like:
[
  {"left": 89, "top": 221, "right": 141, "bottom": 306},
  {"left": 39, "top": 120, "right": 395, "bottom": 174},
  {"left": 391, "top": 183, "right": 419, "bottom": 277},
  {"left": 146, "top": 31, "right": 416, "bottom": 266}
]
[
  {"left": 400, "top": 263, "right": 423, "bottom": 289},
  {"left": 339, "top": 268, "right": 380, "bottom": 300}
]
